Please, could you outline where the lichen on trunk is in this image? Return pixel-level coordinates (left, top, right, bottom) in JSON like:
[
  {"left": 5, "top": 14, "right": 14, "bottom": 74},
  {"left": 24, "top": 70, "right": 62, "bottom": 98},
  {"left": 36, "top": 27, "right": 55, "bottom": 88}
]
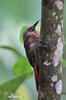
[{"left": 38, "top": 0, "right": 64, "bottom": 100}]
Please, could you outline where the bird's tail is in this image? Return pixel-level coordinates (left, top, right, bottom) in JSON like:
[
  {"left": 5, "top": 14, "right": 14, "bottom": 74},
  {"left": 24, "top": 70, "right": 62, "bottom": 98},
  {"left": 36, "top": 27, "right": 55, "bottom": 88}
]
[{"left": 34, "top": 65, "right": 39, "bottom": 91}]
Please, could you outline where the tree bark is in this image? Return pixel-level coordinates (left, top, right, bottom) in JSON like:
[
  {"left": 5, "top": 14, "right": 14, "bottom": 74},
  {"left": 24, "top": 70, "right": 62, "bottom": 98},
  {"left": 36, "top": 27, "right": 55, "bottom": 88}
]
[{"left": 38, "top": 0, "right": 64, "bottom": 100}]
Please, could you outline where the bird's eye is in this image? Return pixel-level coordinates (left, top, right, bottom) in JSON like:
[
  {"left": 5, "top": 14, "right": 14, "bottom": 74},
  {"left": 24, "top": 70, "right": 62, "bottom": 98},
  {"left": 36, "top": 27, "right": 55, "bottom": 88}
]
[
  {"left": 28, "top": 27, "right": 34, "bottom": 32},
  {"left": 28, "top": 28, "right": 31, "bottom": 32}
]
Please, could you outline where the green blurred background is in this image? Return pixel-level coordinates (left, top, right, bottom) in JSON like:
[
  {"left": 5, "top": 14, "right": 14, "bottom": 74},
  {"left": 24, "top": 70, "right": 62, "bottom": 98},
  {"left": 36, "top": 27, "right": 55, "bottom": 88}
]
[{"left": 0, "top": 0, "right": 66, "bottom": 100}]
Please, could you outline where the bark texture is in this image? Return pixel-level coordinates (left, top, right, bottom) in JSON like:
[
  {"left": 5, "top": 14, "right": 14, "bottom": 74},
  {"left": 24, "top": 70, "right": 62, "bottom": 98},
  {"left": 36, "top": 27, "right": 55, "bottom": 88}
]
[{"left": 38, "top": 0, "right": 64, "bottom": 100}]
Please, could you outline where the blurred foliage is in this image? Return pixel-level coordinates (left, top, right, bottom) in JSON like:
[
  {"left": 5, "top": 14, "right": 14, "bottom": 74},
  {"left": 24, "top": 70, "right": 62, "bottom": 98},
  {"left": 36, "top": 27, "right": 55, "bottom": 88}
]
[
  {"left": 0, "top": 23, "right": 34, "bottom": 99},
  {"left": 0, "top": 46, "right": 22, "bottom": 57},
  {"left": 13, "top": 57, "right": 33, "bottom": 76},
  {"left": 16, "top": 84, "right": 31, "bottom": 100},
  {"left": 20, "top": 26, "right": 28, "bottom": 44},
  {"left": 0, "top": 72, "right": 32, "bottom": 100},
  {"left": 0, "top": 0, "right": 41, "bottom": 23}
]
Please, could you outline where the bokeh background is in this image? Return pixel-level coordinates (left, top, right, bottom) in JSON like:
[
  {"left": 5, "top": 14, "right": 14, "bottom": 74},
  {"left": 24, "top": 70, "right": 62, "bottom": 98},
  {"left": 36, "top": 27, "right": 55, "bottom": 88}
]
[{"left": 0, "top": 0, "right": 66, "bottom": 100}]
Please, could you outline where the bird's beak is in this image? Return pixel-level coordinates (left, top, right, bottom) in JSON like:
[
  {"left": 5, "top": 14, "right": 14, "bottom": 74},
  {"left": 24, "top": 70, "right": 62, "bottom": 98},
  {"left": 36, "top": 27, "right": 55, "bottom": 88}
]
[{"left": 33, "top": 20, "right": 39, "bottom": 28}]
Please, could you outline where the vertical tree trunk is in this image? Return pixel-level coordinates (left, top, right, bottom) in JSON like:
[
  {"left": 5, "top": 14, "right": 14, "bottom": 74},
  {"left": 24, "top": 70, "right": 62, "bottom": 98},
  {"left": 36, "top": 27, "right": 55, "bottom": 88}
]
[{"left": 38, "top": 0, "right": 64, "bottom": 100}]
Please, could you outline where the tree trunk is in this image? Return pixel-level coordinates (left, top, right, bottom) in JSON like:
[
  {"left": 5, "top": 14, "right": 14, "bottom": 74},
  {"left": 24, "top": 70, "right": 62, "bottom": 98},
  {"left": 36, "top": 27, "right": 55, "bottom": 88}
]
[{"left": 38, "top": 0, "right": 64, "bottom": 100}]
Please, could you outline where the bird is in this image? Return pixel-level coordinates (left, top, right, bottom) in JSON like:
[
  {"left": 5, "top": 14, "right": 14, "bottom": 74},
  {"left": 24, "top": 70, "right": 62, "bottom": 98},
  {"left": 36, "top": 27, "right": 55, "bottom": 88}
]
[{"left": 23, "top": 21, "right": 40, "bottom": 91}]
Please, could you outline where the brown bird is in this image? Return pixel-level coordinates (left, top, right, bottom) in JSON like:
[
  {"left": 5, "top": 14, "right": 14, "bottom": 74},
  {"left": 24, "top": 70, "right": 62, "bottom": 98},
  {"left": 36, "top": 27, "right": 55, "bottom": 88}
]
[{"left": 23, "top": 21, "right": 40, "bottom": 91}]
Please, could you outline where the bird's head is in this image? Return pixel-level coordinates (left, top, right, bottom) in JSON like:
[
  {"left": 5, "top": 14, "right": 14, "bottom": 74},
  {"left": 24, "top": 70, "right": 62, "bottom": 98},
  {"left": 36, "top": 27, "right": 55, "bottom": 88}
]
[
  {"left": 27, "top": 20, "right": 39, "bottom": 32},
  {"left": 23, "top": 21, "right": 39, "bottom": 42}
]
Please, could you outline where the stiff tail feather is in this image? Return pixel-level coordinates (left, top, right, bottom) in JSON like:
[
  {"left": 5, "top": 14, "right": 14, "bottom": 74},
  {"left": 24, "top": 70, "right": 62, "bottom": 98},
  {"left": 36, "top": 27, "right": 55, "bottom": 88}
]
[{"left": 34, "top": 65, "right": 39, "bottom": 91}]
